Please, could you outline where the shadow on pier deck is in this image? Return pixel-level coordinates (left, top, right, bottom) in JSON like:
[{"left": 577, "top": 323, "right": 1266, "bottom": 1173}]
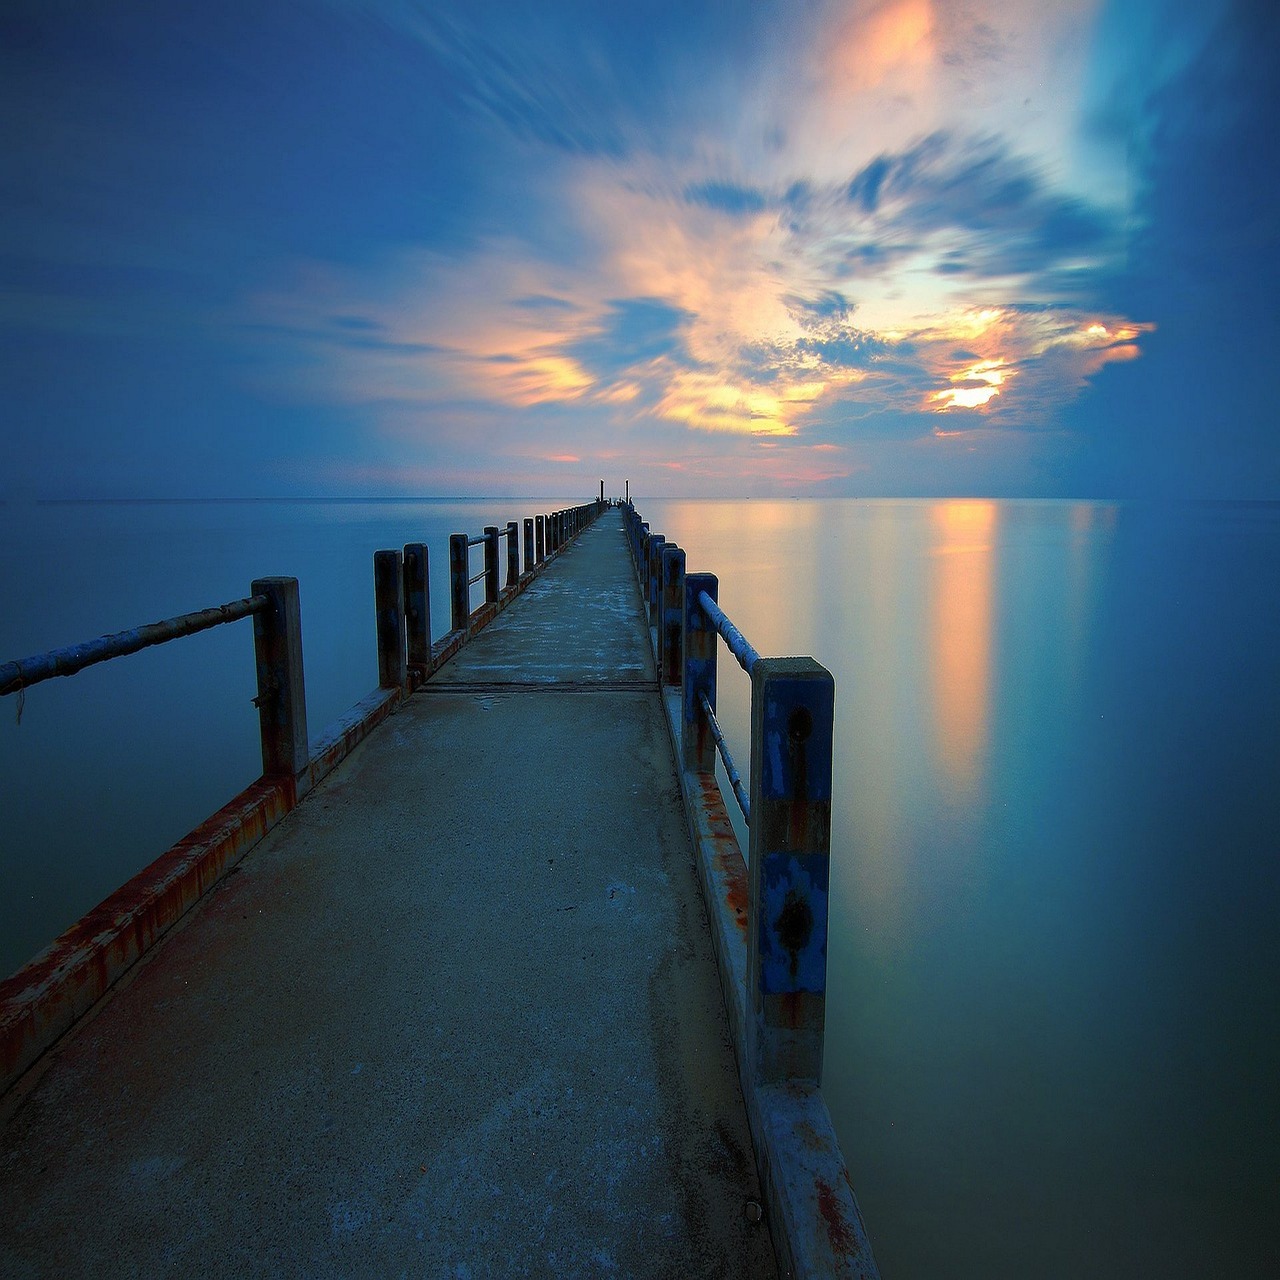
[{"left": 0, "top": 514, "right": 778, "bottom": 1277}]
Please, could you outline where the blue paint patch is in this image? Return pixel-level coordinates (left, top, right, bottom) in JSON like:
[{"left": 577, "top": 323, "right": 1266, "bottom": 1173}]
[
  {"left": 759, "top": 852, "right": 829, "bottom": 994},
  {"left": 683, "top": 655, "right": 715, "bottom": 726},
  {"left": 760, "top": 677, "right": 833, "bottom": 801}
]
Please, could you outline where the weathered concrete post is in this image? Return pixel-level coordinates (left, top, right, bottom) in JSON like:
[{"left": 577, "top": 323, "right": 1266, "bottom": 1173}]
[
  {"left": 523, "top": 518, "right": 534, "bottom": 573},
  {"left": 536, "top": 515, "right": 545, "bottom": 563},
  {"left": 746, "top": 658, "right": 835, "bottom": 1085},
  {"left": 682, "top": 573, "right": 718, "bottom": 773},
  {"left": 374, "top": 550, "right": 407, "bottom": 690},
  {"left": 251, "top": 577, "right": 309, "bottom": 781},
  {"left": 506, "top": 521, "right": 520, "bottom": 588},
  {"left": 661, "top": 545, "right": 685, "bottom": 687},
  {"left": 625, "top": 479, "right": 629, "bottom": 504},
  {"left": 403, "top": 542, "right": 431, "bottom": 679},
  {"left": 483, "top": 526, "right": 500, "bottom": 603},
  {"left": 449, "top": 534, "right": 468, "bottom": 633},
  {"left": 648, "top": 535, "right": 666, "bottom": 629},
  {"left": 600, "top": 479, "right": 604, "bottom": 504}
]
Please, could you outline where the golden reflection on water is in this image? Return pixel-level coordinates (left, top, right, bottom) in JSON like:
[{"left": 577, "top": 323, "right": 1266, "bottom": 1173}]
[{"left": 929, "top": 500, "right": 997, "bottom": 800}]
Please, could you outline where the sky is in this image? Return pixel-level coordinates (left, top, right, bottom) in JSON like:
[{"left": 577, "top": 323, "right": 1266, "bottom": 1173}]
[{"left": 2, "top": 0, "right": 1277, "bottom": 500}]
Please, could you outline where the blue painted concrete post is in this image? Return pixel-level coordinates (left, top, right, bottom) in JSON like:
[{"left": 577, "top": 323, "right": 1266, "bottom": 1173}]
[
  {"left": 403, "top": 542, "right": 431, "bottom": 678},
  {"left": 661, "top": 545, "right": 685, "bottom": 687},
  {"left": 682, "top": 573, "right": 718, "bottom": 773},
  {"left": 374, "top": 550, "right": 407, "bottom": 690},
  {"left": 536, "top": 515, "right": 545, "bottom": 563},
  {"left": 449, "top": 534, "right": 468, "bottom": 632},
  {"left": 483, "top": 527, "right": 500, "bottom": 603},
  {"left": 523, "top": 518, "right": 534, "bottom": 572},
  {"left": 648, "top": 535, "right": 666, "bottom": 629},
  {"left": 251, "top": 576, "right": 309, "bottom": 780},
  {"left": 506, "top": 521, "right": 520, "bottom": 588},
  {"left": 746, "top": 657, "right": 835, "bottom": 1085}
]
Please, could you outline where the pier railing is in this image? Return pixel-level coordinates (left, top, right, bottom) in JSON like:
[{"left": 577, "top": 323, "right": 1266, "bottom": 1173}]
[
  {"left": 0, "top": 494, "right": 605, "bottom": 1093},
  {"left": 623, "top": 501, "right": 876, "bottom": 1279},
  {"left": 446, "top": 502, "right": 599, "bottom": 637},
  {"left": 624, "top": 501, "right": 833, "bottom": 1086}
]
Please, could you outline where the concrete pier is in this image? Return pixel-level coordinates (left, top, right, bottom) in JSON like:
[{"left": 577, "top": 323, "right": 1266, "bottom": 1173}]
[{"left": 0, "top": 514, "right": 777, "bottom": 1277}]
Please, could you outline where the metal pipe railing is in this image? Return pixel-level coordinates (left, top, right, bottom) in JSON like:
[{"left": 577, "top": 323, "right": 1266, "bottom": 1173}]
[
  {"left": 2, "top": 581, "right": 310, "bottom": 784},
  {"left": 697, "top": 590, "right": 760, "bottom": 676},
  {"left": 0, "top": 595, "right": 268, "bottom": 697},
  {"left": 700, "top": 689, "right": 750, "bottom": 822}
]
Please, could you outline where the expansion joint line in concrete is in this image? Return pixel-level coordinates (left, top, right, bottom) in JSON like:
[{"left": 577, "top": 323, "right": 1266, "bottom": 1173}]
[{"left": 418, "top": 680, "right": 660, "bottom": 693}]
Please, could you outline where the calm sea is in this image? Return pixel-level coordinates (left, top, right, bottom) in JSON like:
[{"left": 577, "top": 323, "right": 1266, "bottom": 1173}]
[{"left": 2, "top": 496, "right": 1278, "bottom": 1276}]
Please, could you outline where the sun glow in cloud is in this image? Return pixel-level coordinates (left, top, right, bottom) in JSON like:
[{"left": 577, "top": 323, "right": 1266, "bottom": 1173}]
[{"left": 931, "top": 360, "right": 1011, "bottom": 411}]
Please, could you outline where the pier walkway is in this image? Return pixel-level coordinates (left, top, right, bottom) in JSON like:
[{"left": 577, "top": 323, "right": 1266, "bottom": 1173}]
[{"left": 0, "top": 514, "right": 777, "bottom": 1277}]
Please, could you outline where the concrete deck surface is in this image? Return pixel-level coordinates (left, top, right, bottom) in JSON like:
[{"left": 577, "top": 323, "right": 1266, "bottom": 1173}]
[{"left": 0, "top": 513, "right": 777, "bottom": 1279}]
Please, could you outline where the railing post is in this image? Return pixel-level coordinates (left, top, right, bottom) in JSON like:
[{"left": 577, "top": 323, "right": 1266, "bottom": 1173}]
[
  {"left": 661, "top": 545, "right": 685, "bottom": 686},
  {"left": 648, "top": 535, "right": 666, "bottom": 629},
  {"left": 523, "top": 517, "right": 534, "bottom": 573},
  {"left": 403, "top": 542, "right": 431, "bottom": 679},
  {"left": 374, "top": 550, "right": 407, "bottom": 690},
  {"left": 483, "top": 526, "right": 500, "bottom": 603},
  {"left": 682, "top": 573, "right": 718, "bottom": 773},
  {"left": 536, "top": 515, "right": 545, "bottom": 563},
  {"left": 746, "top": 657, "right": 835, "bottom": 1086},
  {"left": 449, "top": 533, "right": 469, "bottom": 632},
  {"left": 506, "top": 520, "right": 520, "bottom": 588},
  {"left": 251, "top": 577, "right": 309, "bottom": 781}
]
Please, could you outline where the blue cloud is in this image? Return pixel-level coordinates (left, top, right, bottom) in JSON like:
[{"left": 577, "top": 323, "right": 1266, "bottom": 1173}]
[
  {"left": 785, "top": 291, "right": 853, "bottom": 323},
  {"left": 510, "top": 294, "right": 580, "bottom": 312},
  {"left": 843, "top": 132, "right": 1117, "bottom": 291},
  {"left": 1056, "top": 0, "right": 1280, "bottom": 497},
  {"left": 848, "top": 156, "right": 893, "bottom": 213},
  {"left": 566, "top": 297, "right": 695, "bottom": 382},
  {"left": 683, "top": 181, "right": 769, "bottom": 216}
]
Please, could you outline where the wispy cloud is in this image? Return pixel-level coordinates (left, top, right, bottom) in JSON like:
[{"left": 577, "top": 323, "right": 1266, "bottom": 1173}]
[{"left": 256, "top": 118, "right": 1147, "bottom": 460}]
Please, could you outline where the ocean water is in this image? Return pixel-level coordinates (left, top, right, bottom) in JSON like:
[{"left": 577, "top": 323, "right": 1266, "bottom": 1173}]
[{"left": 2, "top": 496, "right": 1278, "bottom": 1276}]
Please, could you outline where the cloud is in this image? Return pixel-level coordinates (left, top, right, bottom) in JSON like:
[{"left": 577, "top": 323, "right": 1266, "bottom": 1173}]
[
  {"left": 229, "top": 1, "right": 1164, "bottom": 495},
  {"left": 841, "top": 132, "right": 1117, "bottom": 289},
  {"left": 683, "top": 181, "right": 770, "bottom": 216},
  {"left": 567, "top": 297, "right": 695, "bottom": 383}
]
